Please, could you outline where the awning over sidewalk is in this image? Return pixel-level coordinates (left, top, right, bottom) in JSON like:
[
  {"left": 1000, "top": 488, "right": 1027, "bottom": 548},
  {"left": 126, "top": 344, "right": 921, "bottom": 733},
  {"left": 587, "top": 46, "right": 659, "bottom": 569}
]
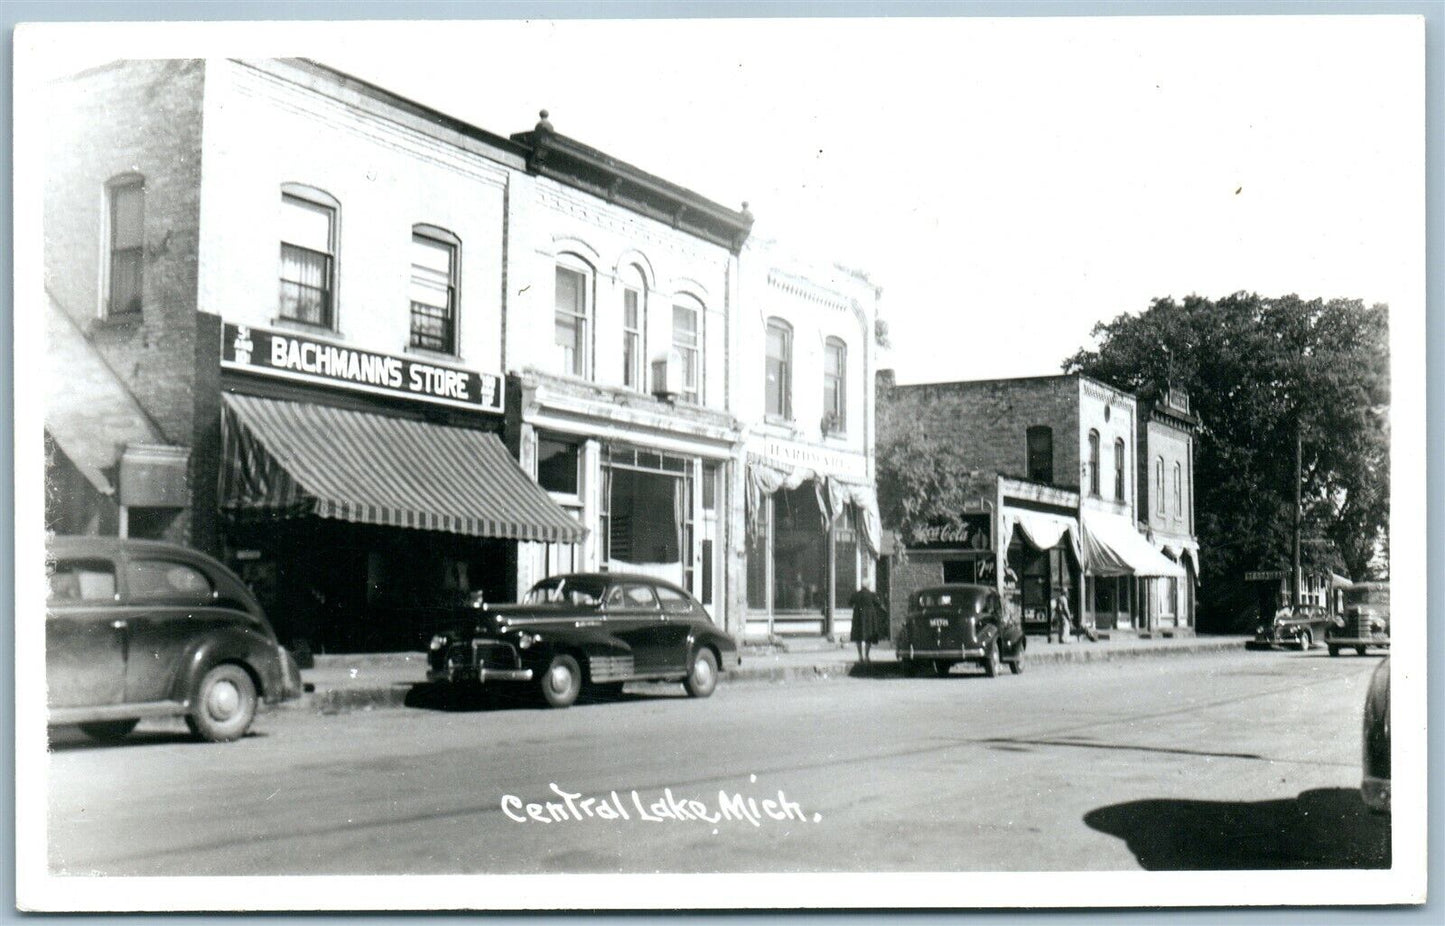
[
  {"left": 1082, "top": 512, "right": 1185, "bottom": 578},
  {"left": 221, "top": 393, "right": 585, "bottom": 543},
  {"left": 745, "top": 458, "right": 881, "bottom": 557}
]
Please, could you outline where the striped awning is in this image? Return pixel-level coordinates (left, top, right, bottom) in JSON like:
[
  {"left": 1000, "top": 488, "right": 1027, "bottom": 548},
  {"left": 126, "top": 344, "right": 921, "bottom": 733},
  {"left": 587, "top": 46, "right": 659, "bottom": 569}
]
[{"left": 220, "top": 393, "right": 585, "bottom": 543}]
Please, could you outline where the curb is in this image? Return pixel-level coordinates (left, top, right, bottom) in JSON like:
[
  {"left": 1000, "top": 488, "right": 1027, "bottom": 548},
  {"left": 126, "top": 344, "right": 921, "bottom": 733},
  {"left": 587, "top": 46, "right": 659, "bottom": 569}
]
[{"left": 282, "top": 638, "right": 1249, "bottom": 715}]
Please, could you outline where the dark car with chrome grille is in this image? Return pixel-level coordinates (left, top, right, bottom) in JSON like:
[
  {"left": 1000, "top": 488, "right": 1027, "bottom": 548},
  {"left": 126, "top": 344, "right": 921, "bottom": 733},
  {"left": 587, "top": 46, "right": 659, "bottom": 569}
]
[
  {"left": 427, "top": 573, "right": 740, "bottom": 708},
  {"left": 1327, "top": 581, "right": 1390, "bottom": 657},
  {"left": 1252, "top": 604, "right": 1330, "bottom": 651},
  {"left": 896, "top": 584, "right": 1026, "bottom": 677}
]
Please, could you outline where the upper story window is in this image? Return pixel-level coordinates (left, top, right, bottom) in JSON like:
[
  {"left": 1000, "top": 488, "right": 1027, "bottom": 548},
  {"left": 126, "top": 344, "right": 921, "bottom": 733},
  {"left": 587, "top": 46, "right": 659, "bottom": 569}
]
[
  {"left": 279, "top": 185, "right": 339, "bottom": 328},
  {"left": 673, "top": 298, "right": 702, "bottom": 403},
  {"left": 1026, "top": 426, "right": 1053, "bottom": 484},
  {"left": 620, "top": 265, "right": 646, "bottom": 392},
  {"left": 1156, "top": 456, "right": 1166, "bottom": 516},
  {"left": 410, "top": 225, "right": 459, "bottom": 354},
  {"left": 765, "top": 317, "right": 792, "bottom": 419},
  {"left": 1087, "top": 429, "right": 1101, "bottom": 496},
  {"left": 1113, "top": 437, "right": 1126, "bottom": 501},
  {"left": 554, "top": 261, "right": 591, "bottom": 379},
  {"left": 105, "top": 174, "right": 144, "bottom": 317},
  {"left": 537, "top": 435, "right": 581, "bottom": 499},
  {"left": 1173, "top": 461, "right": 1183, "bottom": 516},
  {"left": 824, "top": 337, "right": 847, "bottom": 433}
]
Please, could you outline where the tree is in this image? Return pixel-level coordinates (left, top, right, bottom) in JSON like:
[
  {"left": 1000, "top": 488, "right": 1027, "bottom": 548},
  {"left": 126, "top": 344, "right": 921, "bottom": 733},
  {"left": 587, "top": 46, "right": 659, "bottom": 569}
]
[{"left": 1065, "top": 293, "right": 1390, "bottom": 629}]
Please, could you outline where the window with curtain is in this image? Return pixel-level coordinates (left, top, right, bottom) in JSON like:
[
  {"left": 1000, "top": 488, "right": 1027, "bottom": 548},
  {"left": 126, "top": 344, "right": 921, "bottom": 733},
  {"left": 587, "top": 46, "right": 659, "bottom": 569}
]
[
  {"left": 279, "top": 187, "right": 338, "bottom": 327},
  {"left": 409, "top": 227, "right": 458, "bottom": 353},
  {"left": 824, "top": 337, "right": 847, "bottom": 432},
  {"left": 765, "top": 318, "right": 792, "bottom": 418},
  {"left": 1026, "top": 426, "right": 1053, "bottom": 483},
  {"left": 673, "top": 300, "right": 701, "bottom": 402},
  {"left": 1156, "top": 457, "right": 1166, "bottom": 516},
  {"left": 1173, "top": 461, "right": 1183, "bottom": 516},
  {"left": 555, "top": 263, "right": 589, "bottom": 378},
  {"left": 1088, "top": 430, "right": 1101, "bottom": 496},
  {"left": 106, "top": 175, "right": 144, "bottom": 316},
  {"left": 1113, "top": 437, "right": 1126, "bottom": 501},
  {"left": 623, "top": 286, "right": 644, "bottom": 390}
]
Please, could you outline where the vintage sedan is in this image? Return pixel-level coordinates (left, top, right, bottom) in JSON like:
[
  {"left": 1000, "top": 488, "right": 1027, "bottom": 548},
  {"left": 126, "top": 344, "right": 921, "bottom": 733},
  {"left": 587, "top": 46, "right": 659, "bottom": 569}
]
[
  {"left": 46, "top": 536, "right": 303, "bottom": 743},
  {"left": 1327, "top": 581, "right": 1391, "bottom": 657},
  {"left": 427, "top": 573, "right": 740, "bottom": 709},
  {"left": 896, "top": 584, "right": 1026, "bottom": 677},
  {"left": 1253, "top": 604, "right": 1330, "bottom": 651},
  {"left": 1361, "top": 656, "right": 1390, "bottom": 813}
]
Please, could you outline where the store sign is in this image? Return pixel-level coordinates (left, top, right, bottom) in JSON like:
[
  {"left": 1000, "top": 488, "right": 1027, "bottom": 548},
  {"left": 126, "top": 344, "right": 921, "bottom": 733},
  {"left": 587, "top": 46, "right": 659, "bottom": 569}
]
[
  {"left": 909, "top": 514, "right": 992, "bottom": 551},
  {"left": 221, "top": 323, "right": 503, "bottom": 413},
  {"left": 1245, "top": 570, "right": 1286, "bottom": 581},
  {"left": 754, "top": 438, "right": 868, "bottom": 482}
]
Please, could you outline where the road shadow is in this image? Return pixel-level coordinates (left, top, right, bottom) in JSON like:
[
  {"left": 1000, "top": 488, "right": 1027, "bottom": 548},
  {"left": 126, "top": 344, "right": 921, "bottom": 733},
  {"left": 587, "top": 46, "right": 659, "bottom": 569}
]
[
  {"left": 403, "top": 682, "right": 675, "bottom": 713},
  {"left": 1084, "top": 787, "right": 1390, "bottom": 870},
  {"left": 847, "top": 661, "right": 1007, "bottom": 680},
  {"left": 48, "top": 727, "right": 270, "bottom": 752}
]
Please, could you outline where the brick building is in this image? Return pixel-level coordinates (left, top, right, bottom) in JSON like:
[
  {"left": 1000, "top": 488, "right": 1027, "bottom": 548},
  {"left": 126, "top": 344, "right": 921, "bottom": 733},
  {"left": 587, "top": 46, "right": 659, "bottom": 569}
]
[
  {"left": 1136, "top": 385, "right": 1202, "bottom": 627},
  {"left": 40, "top": 58, "right": 882, "bottom": 649},
  {"left": 878, "top": 373, "right": 1192, "bottom": 636}
]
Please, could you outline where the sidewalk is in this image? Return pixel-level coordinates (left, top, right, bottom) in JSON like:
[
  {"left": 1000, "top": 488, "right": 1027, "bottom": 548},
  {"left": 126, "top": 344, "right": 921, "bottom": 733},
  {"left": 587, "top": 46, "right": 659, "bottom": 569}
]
[{"left": 287, "top": 634, "right": 1251, "bottom": 715}]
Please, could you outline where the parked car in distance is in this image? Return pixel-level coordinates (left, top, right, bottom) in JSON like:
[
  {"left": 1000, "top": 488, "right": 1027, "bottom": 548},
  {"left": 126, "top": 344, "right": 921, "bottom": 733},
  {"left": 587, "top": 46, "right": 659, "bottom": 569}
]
[
  {"left": 46, "top": 535, "right": 303, "bottom": 743},
  {"left": 1253, "top": 604, "right": 1330, "bottom": 651},
  {"left": 1361, "top": 656, "right": 1390, "bottom": 813},
  {"left": 427, "top": 573, "right": 740, "bottom": 709},
  {"left": 896, "top": 584, "right": 1026, "bottom": 677},
  {"left": 1328, "top": 581, "right": 1391, "bottom": 657}
]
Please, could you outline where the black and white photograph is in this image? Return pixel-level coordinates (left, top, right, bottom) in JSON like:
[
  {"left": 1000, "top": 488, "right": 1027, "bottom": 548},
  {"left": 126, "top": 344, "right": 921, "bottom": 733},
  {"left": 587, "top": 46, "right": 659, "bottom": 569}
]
[{"left": 10, "top": 6, "right": 1431, "bottom": 914}]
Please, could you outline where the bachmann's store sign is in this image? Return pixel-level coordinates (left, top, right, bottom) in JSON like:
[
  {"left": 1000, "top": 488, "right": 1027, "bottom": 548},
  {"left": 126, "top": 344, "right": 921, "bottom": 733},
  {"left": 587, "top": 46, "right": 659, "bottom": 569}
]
[{"left": 222, "top": 323, "right": 503, "bottom": 413}]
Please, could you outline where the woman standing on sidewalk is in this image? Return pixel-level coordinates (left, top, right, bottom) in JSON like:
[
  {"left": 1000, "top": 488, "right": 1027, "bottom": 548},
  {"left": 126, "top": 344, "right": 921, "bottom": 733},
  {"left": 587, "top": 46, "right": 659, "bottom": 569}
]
[{"left": 848, "top": 581, "right": 889, "bottom": 664}]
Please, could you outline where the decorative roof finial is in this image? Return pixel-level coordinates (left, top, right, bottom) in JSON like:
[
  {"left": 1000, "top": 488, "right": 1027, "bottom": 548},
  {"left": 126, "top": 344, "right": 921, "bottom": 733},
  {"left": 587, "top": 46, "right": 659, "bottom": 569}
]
[{"left": 536, "top": 109, "right": 553, "bottom": 133}]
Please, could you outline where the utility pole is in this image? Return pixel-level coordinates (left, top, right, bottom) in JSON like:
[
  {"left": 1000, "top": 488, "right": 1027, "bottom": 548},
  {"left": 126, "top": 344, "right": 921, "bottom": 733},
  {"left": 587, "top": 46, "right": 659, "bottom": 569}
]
[{"left": 1300, "top": 416, "right": 1312, "bottom": 606}]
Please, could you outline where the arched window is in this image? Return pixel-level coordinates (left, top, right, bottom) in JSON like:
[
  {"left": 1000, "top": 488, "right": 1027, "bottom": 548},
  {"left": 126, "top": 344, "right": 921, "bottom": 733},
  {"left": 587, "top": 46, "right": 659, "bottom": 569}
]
[
  {"left": 1113, "top": 437, "right": 1126, "bottom": 501},
  {"left": 765, "top": 317, "right": 792, "bottom": 419},
  {"left": 1156, "top": 457, "right": 1166, "bottom": 516},
  {"left": 1088, "top": 430, "right": 1101, "bottom": 496},
  {"left": 105, "top": 174, "right": 145, "bottom": 316},
  {"left": 410, "top": 224, "right": 459, "bottom": 354},
  {"left": 823, "top": 337, "right": 847, "bottom": 433},
  {"left": 1173, "top": 461, "right": 1183, "bottom": 516},
  {"left": 555, "top": 256, "right": 592, "bottom": 379},
  {"left": 1026, "top": 426, "right": 1053, "bottom": 484},
  {"left": 619, "top": 264, "right": 647, "bottom": 391},
  {"left": 672, "top": 296, "right": 703, "bottom": 403},
  {"left": 279, "top": 183, "right": 340, "bottom": 328}
]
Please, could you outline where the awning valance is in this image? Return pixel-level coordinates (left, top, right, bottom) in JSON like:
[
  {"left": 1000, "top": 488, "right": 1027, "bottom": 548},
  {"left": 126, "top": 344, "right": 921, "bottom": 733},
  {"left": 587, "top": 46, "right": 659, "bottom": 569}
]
[
  {"left": 220, "top": 393, "right": 585, "bottom": 543},
  {"left": 1001, "top": 509, "right": 1082, "bottom": 563},
  {"left": 1083, "top": 512, "right": 1184, "bottom": 578},
  {"left": 745, "top": 460, "right": 881, "bottom": 557}
]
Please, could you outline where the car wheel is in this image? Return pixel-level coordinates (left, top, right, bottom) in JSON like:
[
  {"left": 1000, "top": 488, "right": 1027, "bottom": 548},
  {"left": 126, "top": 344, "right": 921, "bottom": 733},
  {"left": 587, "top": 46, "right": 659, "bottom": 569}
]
[
  {"left": 1009, "top": 654, "right": 1025, "bottom": 675},
  {"left": 78, "top": 719, "right": 139, "bottom": 742},
  {"left": 1328, "top": 645, "right": 1340, "bottom": 657},
  {"left": 185, "top": 663, "right": 258, "bottom": 743},
  {"left": 933, "top": 660, "right": 954, "bottom": 677},
  {"left": 982, "top": 641, "right": 1000, "bottom": 678},
  {"left": 539, "top": 654, "right": 582, "bottom": 708},
  {"left": 1298, "top": 630, "right": 1312, "bottom": 652},
  {"left": 1356, "top": 646, "right": 1368, "bottom": 657},
  {"left": 684, "top": 647, "right": 719, "bottom": 699}
]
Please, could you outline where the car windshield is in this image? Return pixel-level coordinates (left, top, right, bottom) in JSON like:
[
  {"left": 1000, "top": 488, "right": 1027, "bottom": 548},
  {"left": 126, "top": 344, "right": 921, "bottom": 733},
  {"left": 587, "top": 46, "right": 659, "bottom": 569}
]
[
  {"left": 914, "top": 588, "right": 989, "bottom": 612},
  {"left": 1345, "top": 586, "right": 1390, "bottom": 608},
  {"left": 522, "top": 577, "right": 606, "bottom": 607}
]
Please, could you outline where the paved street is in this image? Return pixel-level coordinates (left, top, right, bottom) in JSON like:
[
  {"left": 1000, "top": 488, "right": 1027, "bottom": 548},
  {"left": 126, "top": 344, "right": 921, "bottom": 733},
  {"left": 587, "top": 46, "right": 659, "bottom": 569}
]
[{"left": 46, "top": 649, "right": 1388, "bottom": 876}]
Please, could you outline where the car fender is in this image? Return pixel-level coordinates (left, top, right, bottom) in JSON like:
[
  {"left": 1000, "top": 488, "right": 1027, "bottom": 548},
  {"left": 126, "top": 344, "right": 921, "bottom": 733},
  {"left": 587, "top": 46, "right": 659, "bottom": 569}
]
[
  {"left": 521, "top": 629, "right": 635, "bottom": 679},
  {"left": 683, "top": 627, "right": 735, "bottom": 667},
  {"left": 175, "top": 626, "right": 285, "bottom": 706}
]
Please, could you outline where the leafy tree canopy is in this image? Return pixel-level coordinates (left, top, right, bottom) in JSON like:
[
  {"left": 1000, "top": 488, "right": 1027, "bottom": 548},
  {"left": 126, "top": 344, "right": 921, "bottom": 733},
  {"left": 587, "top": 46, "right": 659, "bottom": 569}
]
[{"left": 1064, "top": 293, "right": 1389, "bottom": 624}]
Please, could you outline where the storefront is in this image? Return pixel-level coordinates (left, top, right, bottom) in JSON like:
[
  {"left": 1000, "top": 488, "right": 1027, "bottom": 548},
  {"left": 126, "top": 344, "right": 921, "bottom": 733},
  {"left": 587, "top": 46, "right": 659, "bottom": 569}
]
[
  {"left": 1081, "top": 510, "right": 1185, "bottom": 632},
  {"left": 1001, "top": 506, "right": 1082, "bottom": 636},
  {"left": 743, "top": 439, "right": 880, "bottom": 639},
  {"left": 218, "top": 324, "right": 584, "bottom": 656}
]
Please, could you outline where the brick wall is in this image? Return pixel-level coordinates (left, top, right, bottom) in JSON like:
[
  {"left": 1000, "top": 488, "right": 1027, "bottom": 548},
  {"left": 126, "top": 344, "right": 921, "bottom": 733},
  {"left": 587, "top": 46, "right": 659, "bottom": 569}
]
[
  {"left": 885, "top": 555, "right": 944, "bottom": 640},
  {"left": 44, "top": 60, "right": 206, "bottom": 545}
]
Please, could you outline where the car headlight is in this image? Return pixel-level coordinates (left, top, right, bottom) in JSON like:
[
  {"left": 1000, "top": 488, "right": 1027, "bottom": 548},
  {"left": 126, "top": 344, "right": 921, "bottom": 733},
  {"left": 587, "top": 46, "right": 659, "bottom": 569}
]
[
  {"left": 429, "top": 634, "right": 448, "bottom": 651},
  {"left": 516, "top": 632, "right": 537, "bottom": 649},
  {"left": 1370, "top": 618, "right": 1386, "bottom": 631},
  {"left": 1256, "top": 625, "right": 1266, "bottom": 636}
]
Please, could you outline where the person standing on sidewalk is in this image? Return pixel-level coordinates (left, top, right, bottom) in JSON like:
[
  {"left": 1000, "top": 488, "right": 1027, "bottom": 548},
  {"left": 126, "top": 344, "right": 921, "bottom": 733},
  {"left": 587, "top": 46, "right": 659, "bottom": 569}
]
[
  {"left": 1052, "top": 591, "right": 1073, "bottom": 644},
  {"left": 848, "top": 581, "right": 889, "bottom": 665}
]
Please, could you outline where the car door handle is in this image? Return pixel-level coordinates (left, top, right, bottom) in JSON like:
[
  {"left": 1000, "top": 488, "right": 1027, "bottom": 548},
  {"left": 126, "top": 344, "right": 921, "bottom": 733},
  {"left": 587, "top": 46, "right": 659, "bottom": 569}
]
[{"left": 110, "top": 619, "right": 128, "bottom": 630}]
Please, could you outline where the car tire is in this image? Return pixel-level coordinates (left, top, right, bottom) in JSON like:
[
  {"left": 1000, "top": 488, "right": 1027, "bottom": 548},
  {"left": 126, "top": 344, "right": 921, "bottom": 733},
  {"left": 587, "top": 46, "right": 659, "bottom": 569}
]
[
  {"left": 185, "top": 663, "right": 258, "bottom": 743},
  {"left": 982, "top": 641, "right": 1000, "bottom": 678},
  {"left": 932, "top": 660, "right": 954, "bottom": 677},
  {"left": 78, "top": 719, "right": 139, "bottom": 742},
  {"left": 684, "top": 647, "right": 719, "bottom": 699},
  {"left": 539, "top": 654, "right": 582, "bottom": 708},
  {"left": 1009, "top": 654, "right": 1025, "bottom": 675},
  {"left": 1298, "top": 631, "right": 1312, "bottom": 652},
  {"left": 1328, "top": 645, "right": 1340, "bottom": 657},
  {"left": 1356, "top": 646, "right": 1368, "bottom": 657}
]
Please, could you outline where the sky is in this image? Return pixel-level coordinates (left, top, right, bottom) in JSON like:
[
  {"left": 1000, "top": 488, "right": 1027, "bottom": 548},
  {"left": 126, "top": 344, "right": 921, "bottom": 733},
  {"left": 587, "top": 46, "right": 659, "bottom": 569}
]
[{"left": 17, "top": 14, "right": 1425, "bottom": 384}]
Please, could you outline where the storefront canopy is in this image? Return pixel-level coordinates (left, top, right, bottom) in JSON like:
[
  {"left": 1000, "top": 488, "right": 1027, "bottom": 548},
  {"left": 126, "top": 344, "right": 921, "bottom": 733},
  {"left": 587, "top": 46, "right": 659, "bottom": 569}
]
[
  {"left": 221, "top": 393, "right": 585, "bottom": 543},
  {"left": 745, "top": 459, "right": 881, "bottom": 557},
  {"left": 1082, "top": 512, "right": 1185, "bottom": 578}
]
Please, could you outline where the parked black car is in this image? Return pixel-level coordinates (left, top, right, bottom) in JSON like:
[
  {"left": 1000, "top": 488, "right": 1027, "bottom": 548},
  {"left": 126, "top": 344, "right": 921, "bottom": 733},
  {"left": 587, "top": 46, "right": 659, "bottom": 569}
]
[
  {"left": 1253, "top": 604, "right": 1330, "bottom": 651},
  {"left": 896, "top": 584, "right": 1026, "bottom": 677},
  {"left": 1361, "top": 656, "right": 1390, "bottom": 813},
  {"left": 1328, "top": 581, "right": 1391, "bottom": 657},
  {"left": 427, "top": 573, "right": 740, "bottom": 708},
  {"left": 46, "top": 536, "right": 303, "bottom": 742}
]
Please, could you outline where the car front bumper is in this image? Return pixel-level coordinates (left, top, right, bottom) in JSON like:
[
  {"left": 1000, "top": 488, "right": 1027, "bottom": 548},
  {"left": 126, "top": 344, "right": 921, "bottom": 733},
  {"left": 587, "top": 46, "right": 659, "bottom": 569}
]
[
  {"left": 1326, "top": 635, "right": 1390, "bottom": 648},
  {"left": 902, "top": 645, "right": 989, "bottom": 660},
  {"left": 427, "top": 665, "right": 535, "bottom": 685}
]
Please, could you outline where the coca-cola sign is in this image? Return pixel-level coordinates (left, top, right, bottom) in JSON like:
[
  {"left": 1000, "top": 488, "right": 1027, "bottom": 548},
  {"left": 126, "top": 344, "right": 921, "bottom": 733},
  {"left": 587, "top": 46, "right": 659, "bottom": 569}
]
[{"left": 910, "top": 514, "right": 991, "bottom": 550}]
